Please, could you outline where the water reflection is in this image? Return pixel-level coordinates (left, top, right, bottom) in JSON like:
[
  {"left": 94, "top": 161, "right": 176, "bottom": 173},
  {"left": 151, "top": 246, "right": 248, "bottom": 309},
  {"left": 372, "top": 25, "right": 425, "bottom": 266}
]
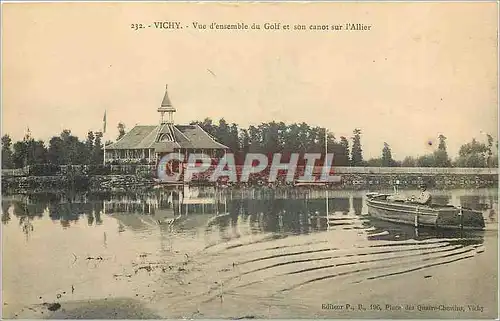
[
  {"left": 364, "top": 218, "right": 485, "bottom": 243},
  {"left": 3, "top": 188, "right": 496, "bottom": 242},
  {"left": 431, "top": 195, "right": 450, "bottom": 206},
  {"left": 460, "top": 195, "right": 493, "bottom": 211},
  {"left": 353, "top": 197, "right": 363, "bottom": 215},
  {"left": 2, "top": 201, "right": 11, "bottom": 223},
  {"left": 2, "top": 187, "right": 497, "bottom": 319}
]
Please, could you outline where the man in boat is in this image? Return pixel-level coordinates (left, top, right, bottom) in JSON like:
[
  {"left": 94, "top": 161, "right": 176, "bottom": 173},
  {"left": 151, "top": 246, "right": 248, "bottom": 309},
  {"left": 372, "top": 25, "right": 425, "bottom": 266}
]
[{"left": 407, "top": 184, "right": 432, "bottom": 206}]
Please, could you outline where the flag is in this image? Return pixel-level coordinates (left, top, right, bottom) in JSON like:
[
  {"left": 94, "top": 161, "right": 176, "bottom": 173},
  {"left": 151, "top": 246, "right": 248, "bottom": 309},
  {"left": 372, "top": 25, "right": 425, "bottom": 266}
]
[{"left": 103, "top": 111, "right": 107, "bottom": 133}]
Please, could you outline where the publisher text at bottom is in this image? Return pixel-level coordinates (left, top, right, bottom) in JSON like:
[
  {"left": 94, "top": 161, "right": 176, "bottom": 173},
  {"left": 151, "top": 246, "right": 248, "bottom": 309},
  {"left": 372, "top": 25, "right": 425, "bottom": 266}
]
[{"left": 321, "top": 303, "right": 485, "bottom": 313}]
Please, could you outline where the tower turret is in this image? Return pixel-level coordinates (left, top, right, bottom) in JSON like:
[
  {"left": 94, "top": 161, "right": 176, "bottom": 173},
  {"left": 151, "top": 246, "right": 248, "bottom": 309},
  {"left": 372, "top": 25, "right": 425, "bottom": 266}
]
[{"left": 157, "top": 84, "right": 176, "bottom": 124}]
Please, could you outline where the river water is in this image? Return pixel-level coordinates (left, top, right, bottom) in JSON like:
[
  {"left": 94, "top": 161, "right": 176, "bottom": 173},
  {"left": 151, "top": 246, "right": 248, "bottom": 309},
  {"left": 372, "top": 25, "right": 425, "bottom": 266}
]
[{"left": 2, "top": 188, "right": 498, "bottom": 319}]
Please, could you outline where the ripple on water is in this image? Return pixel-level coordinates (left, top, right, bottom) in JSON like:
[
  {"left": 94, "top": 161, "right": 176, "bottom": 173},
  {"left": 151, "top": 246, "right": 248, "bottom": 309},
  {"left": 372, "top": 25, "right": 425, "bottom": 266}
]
[{"left": 1, "top": 189, "right": 496, "bottom": 318}]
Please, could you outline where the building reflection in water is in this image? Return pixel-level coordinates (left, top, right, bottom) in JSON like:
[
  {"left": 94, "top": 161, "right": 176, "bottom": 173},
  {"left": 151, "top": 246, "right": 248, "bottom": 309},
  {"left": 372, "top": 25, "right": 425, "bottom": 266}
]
[
  {"left": 2, "top": 201, "right": 12, "bottom": 224},
  {"left": 353, "top": 197, "right": 363, "bottom": 215}
]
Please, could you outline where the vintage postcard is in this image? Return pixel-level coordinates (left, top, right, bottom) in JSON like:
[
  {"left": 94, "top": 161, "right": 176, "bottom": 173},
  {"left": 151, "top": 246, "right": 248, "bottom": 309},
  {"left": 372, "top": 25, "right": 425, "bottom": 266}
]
[{"left": 1, "top": 1, "right": 498, "bottom": 319}]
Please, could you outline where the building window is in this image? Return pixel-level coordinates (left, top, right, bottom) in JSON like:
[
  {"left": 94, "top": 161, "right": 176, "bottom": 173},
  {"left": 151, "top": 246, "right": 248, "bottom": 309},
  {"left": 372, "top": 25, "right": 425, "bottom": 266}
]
[{"left": 159, "top": 133, "right": 173, "bottom": 142}]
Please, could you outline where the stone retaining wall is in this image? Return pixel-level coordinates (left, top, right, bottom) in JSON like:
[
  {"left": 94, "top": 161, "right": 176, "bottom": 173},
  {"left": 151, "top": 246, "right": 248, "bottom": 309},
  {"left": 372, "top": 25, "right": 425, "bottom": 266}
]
[
  {"left": 335, "top": 173, "right": 497, "bottom": 190},
  {"left": 89, "top": 175, "right": 155, "bottom": 193},
  {"left": 2, "top": 172, "right": 497, "bottom": 194},
  {"left": 2, "top": 175, "right": 155, "bottom": 194},
  {"left": 3, "top": 165, "right": 498, "bottom": 177},
  {"left": 2, "top": 175, "right": 91, "bottom": 194}
]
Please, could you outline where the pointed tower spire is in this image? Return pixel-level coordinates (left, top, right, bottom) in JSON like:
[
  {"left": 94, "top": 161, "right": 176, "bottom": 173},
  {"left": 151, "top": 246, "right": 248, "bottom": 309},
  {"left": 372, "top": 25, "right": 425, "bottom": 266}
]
[
  {"left": 161, "top": 84, "right": 172, "bottom": 108},
  {"left": 158, "top": 84, "right": 176, "bottom": 124}
]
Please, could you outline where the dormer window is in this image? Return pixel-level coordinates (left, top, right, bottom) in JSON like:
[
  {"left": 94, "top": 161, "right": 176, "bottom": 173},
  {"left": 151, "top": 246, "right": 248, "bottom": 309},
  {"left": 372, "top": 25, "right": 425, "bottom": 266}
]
[{"left": 159, "top": 133, "right": 173, "bottom": 142}]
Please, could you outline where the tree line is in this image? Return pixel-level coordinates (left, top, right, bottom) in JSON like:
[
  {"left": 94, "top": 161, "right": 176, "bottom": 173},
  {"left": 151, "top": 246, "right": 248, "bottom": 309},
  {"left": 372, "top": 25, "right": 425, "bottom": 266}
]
[
  {"left": 1, "top": 119, "right": 498, "bottom": 169},
  {"left": 2, "top": 130, "right": 106, "bottom": 168},
  {"left": 191, "top": 118, "right": 498, "bottom": 168}
]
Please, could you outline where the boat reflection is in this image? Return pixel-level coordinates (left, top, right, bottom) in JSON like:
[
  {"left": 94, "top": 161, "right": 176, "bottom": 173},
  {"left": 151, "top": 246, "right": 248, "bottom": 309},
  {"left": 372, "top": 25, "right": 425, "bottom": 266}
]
[{"left": 363, "top": 217, "right": 485, "bottom": 243}]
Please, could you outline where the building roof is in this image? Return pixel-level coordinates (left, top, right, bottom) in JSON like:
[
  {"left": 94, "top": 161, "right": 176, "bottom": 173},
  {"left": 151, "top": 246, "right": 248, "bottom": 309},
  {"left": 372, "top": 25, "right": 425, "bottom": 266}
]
[
  {"left": 107, "top": 85, "right": 228, "bottom": 153},
  {"left": 158, "top": 84, "right": 175, "bottom": 113},
  {"left": 107, "top": 124, "right": 228, "bottom": 152},
  {"left": 161, "top": 85, "right": 173, "bottom": 107}
]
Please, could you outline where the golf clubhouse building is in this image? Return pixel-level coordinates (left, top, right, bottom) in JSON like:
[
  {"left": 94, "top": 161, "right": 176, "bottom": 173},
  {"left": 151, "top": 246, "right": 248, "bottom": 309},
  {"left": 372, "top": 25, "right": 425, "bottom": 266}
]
[{"left": 105, "top": 85, "right": 229, "bottom": 164}]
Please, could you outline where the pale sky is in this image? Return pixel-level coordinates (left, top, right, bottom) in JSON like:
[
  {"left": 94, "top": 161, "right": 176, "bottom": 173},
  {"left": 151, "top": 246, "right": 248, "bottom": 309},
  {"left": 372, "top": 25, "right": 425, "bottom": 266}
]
[{"left": 2, "top": 2, "right": 498, "bottom": 159}]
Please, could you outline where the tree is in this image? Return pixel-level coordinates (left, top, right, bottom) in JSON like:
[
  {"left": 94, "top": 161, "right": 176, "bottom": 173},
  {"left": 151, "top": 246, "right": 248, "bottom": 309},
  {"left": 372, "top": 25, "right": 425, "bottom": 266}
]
[
  {"left": 41, "top": 129, "right": 89, "bottom": 165},
  {"left": 455, "top": 138, "right": 489, "bottom": 167},
  {"left": 188, "top": 119, "right": 354, "bottom": 167},
  {"left": 337, "top": 136, "right": 350, "bottom": 166},
  {"left": 11, "top": 135, "right": 47, "bottom": 167},
  {"left": 75, "top": 140, "right": 88, "bottom": 165},
  {"left": 366, "top": 158, "right": 383, "bottom": 167},
  {"left": 93, "top": 132, "right": 104, "bottom": 165},
  {"left": 215, "top": 118, "right": 230, "bottom": 146},
  {"left": 350, "top": 128, "right": 363, "bottom": 166},
  {"left": 437, "top": 134, "right": 447, "bottom": 151},
  {"left": 392, "top": 160, "right": 402, "bottom": 167},
  {"left": 85, "top": 131, "right": 95, "bottom": 164},
  {"left": 297, "top": 122, "right": 310, "bottom": 154},
  {"left": 434, "top": 134, "right": 451, "bottom": 167},
  {"left": 1, "top": 134, "right": 14, "bottom": 169},
  {"left": 55, "top": 129, "right": 86, "bottom": 164},
  {"left": 191, "top": 118, "right": 217, "bottom": 137},
  {"left": 417, "top": 154, "right": 436, "bottom": 167},
  {"left": 240, "top": 129, "right": 250, "bottom": 154},
  {"left": 228, "top": 123, "right": 240, "bottom": 152},
  {"left": 31, "top": 140, "right": 48, "bottom": 164},
  {"left": 277, "top": 122, "right": 288, "bottom": 152},
  {"left": 248, "top": 125, "right": 261, "bottom": 153},
  {"left": 117, "top": 122, "right": 126, "bottom": 141},
  {"left": 381, "top": 142, "right": 394, "bottom": 167},
  {"left": 325, "top": 131, "right": 336, "bottom": 155},
  {"left": 280, "top": 123, "right": 298, "bottom": 155},
  {"left": 486, "top": 134, "right": 493, "bottom": 168},
  {"left": 261, "top": 122, "right": 281, "bottom": 154},
  {"left": 47, "top": 136, "right": 64, "bottom": 165},
  {"left": 401, "top": 156, "right": 417, "bottom": 167},
  {"left": 12, "top": 140, "right": 28, "bottom": 168}
]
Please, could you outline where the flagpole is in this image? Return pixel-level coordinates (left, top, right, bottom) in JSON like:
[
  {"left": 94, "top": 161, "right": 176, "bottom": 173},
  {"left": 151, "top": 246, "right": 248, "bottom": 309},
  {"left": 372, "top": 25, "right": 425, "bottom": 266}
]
[
  {"left": 325, "top": 128, "right": 328, "bottom": 164},
  {"left": 325, "top": 128, "right": 328, "bottom": 155},
  {"left": 103, "top": 135, "right": 106, "bottom": 165}
]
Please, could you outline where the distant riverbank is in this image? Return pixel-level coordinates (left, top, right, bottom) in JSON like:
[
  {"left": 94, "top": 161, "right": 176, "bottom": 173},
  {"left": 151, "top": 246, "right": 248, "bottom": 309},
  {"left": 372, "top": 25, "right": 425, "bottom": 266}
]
[
  {"left": 2, "top": 173, "right": 497, "bottom": 195},
  {"left": 2, "top": 164, "right": 498, "bottom": 194}
]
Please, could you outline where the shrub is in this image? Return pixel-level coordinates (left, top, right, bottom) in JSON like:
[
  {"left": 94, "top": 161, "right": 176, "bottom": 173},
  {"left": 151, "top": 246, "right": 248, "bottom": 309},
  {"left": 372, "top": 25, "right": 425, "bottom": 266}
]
[
  {"left": 87, "top": 165, "right": 112, "bottom": 175},
  {"left": 28, "top": 164, "right": 61, "bottom": 176}
]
